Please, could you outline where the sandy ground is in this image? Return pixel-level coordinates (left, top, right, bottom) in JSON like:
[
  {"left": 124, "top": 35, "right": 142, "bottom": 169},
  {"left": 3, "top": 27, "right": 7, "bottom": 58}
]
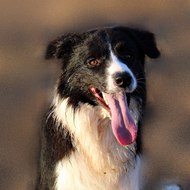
[{"left": 0, "top": 1, "right": 190, "bottom": 189}]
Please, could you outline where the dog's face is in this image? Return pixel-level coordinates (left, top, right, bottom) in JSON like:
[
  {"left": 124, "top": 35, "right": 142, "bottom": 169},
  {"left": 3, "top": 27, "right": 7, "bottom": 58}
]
[{"left": 47, "top": 26, "right": 160, "bottom": 145}]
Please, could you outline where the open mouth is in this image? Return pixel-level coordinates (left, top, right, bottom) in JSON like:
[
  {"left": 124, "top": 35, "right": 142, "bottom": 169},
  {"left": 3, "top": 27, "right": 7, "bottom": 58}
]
[
  {"left": 89, "top": 86, "right": 110, "bottom": 112},
  {"left": 89, "top": 86, "right": 137, "bottom": 146}
]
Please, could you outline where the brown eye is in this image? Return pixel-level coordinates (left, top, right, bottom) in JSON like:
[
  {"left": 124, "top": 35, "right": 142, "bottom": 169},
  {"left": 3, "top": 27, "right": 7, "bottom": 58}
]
[{"left": 87, "top": 58, "right": 101, "bottom": 67}]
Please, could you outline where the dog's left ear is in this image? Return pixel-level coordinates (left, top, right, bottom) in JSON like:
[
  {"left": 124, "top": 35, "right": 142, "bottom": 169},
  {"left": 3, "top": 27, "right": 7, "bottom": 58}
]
[
  {"left": 128, "top": 28, "right": 160, "bottom": 58},
  {"left": 115, "top": 27, "right": 160, "bottom": 58}
]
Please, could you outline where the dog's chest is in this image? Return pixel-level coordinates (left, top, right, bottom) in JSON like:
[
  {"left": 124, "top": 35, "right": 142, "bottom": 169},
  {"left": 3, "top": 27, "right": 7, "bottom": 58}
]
[
  {"left": 53, "top": 101, "right": 141, "bottom": 190},
  {"left": 55, "top": 154, "right": 141, "bottom": 190}
]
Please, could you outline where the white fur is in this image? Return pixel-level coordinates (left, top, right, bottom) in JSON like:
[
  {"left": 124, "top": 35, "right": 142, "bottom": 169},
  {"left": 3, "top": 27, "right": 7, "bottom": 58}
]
[
  {"left": 52, "top": 96, "right": 141, "bottom": 190},
  {"left": 107, "top": 51, "right": 137, "bottom": 93}
]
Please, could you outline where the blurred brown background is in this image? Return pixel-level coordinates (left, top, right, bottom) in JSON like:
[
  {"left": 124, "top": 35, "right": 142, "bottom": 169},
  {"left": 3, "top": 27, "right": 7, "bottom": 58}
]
[{"left": 0, "top": 1, "right": 190, "bottom": 189}]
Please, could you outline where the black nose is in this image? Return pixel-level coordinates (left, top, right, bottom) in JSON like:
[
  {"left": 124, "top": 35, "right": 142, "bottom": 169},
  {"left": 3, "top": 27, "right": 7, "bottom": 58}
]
[{"left": 114, "top": 72, "right": 132, "bottom": 88}]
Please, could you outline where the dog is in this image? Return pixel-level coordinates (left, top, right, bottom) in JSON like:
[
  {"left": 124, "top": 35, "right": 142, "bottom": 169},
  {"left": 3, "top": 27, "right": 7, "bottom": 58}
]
[{"left": 37, "top": 26, "right": 162, "bottom": 190}]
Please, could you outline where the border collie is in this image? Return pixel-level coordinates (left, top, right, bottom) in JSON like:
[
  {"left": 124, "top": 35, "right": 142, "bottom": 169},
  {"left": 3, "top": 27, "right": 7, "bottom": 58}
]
[{"left": 37, "top": 26, "right": 179, "bottom": 190}]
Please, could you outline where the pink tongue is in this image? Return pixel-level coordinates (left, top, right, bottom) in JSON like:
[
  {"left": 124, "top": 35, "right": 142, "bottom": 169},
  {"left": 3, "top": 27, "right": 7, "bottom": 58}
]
[{"left": 105, "top": 92, "right": 137, "bottom": 146}]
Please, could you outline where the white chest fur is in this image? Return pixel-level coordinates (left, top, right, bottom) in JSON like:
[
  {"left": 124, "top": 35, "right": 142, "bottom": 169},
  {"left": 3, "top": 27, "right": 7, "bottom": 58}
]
[
  {"left": 55, "top": 154, "right": 141, "bottom": 190},
  {"left": 53, "top": 97, "right": 141, "bottom": 190}
]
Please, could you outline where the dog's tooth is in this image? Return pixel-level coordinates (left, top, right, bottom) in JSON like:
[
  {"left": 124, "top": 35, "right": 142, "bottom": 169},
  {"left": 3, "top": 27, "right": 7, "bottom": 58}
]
[{"left": 102, "top": 92, "right": 108, "bottom": 105}]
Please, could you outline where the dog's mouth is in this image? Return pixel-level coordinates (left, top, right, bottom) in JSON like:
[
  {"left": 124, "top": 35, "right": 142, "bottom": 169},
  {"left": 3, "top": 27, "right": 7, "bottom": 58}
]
[
  {"left": 89, "top": 86, "right": 137, "bottom": 146},
  {"left": 89, "top": 86, "right": 110, "bottom": 112}
]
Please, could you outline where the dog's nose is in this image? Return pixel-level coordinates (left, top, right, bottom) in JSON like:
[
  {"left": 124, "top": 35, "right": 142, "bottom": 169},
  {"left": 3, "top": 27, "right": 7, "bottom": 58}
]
[{"left": 114, "top": 72, "right": 132, "bottom": 88}]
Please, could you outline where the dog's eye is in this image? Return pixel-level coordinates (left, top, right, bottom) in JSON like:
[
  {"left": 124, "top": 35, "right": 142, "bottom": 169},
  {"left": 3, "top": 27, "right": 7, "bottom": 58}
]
[
  {"left": 124, "top": 54, "right": 133, "bottom": 60},
  {"left": 115, "top": 43, "right": 133, "bottom": 61},
  {"left": 86, "top": 58, "right": 101, "bottom": 67}
]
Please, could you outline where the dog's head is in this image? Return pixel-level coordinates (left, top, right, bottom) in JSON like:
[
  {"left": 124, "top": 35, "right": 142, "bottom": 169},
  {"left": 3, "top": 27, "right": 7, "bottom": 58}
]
[{"left": 46, "top": 26, "right": 160, "bottom": 146}]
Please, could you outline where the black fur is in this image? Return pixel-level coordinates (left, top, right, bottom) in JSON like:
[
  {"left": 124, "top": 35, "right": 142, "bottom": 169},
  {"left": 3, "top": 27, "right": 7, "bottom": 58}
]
[
  {"left": 37, "top": 108, "right": 74, "bottom": 189},
  {"left": 37, "top": 26, "right": 160, "bottom": 190}
]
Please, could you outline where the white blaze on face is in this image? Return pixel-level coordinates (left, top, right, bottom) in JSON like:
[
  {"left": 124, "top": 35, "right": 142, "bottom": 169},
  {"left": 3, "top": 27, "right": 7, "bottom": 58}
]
[{"left": 107, "top": 50, "right": 137, "bottom": 93}]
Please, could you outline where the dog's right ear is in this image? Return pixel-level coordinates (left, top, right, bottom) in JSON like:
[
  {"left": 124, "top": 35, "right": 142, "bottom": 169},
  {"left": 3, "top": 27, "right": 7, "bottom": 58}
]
[{"left": 46, "top": 33, "right": 81, "bottom": 59}]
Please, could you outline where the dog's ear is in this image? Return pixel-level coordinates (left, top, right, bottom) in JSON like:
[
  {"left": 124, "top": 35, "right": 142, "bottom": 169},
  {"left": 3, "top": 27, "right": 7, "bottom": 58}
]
[
  {"left": 128, "top": 28, "right": 160, "bottom": 58},
  {"left": 114, "top": 27, "right": 160, "bottom": 58},
  {"left": 133, "top": 30, "right": 160, "bottom": 58},
  {"left": 46, "top": 33, "right": 81, "bottom": 59}
]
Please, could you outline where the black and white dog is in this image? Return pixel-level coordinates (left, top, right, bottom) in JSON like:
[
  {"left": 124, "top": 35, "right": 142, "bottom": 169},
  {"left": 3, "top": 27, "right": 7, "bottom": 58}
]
[{"left": 37, "top": 26, "right": 180, "bottom": 190}]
